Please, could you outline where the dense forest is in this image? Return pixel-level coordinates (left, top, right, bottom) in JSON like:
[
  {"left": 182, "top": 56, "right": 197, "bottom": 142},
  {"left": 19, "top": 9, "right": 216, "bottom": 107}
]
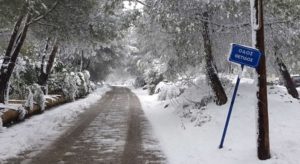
[{"left": 0, "top": 0, "right": 299, "bottom": 103}]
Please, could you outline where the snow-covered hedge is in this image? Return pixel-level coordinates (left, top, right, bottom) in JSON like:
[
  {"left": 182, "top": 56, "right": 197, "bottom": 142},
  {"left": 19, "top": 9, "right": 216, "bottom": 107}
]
[
  {"left": 48, "top": 70, "right": 94, "bottom": 100},
  {"left": 5, "top": 54, "right": 95, "bottom": 101}
]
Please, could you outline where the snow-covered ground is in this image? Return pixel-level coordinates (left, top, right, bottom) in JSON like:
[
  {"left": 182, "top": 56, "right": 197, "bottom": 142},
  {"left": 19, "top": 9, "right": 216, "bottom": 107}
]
[
  {"left": 0, "top": 86, "right": 110, "bottom": 161},
  {"left": 134, "top": 79, "right": 300, "bottom": 164}
]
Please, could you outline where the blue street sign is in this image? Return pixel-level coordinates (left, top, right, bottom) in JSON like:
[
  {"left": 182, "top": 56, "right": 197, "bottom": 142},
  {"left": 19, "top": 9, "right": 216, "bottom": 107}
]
[
  {"left": 229, "top": 44, "right": 262, "bottom": 68},
  {"left": 219, "top": 44, "right": 262, "bottom": 149}
]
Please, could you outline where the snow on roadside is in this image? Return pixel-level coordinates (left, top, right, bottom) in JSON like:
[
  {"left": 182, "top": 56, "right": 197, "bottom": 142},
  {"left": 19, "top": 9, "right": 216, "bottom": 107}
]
[
  {"left": 0, "top": 86, "right": 111, "bottom": 161},
  {"left": 134, "top": 79, "right": 300, "bottom": 164}
]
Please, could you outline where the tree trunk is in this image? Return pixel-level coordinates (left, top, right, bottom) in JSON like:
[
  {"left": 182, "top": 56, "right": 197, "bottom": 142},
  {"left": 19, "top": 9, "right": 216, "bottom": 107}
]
[
  {"left": 0, "top": 13, "right": 30, "bottom": 103},
  {"left": 38, "top": 39, "right": 59, "bottom": 93},
  {"left": 38, "top": 37, "right": 50, "bottom": 93},
  {"left": 40, "top": 37, "right": 50, "bottom": 75},
  {"left": 274, "top": 46, "right": 299, "bottom": 99},
  {"left": 84, "top": 59, "right": 91, "bottom": 70},
  {"left": 80, "top": 50, "right": 84, "bottom": 72},
  {"left": 201, "top": 11, "right": 227, "bottom": 105}
]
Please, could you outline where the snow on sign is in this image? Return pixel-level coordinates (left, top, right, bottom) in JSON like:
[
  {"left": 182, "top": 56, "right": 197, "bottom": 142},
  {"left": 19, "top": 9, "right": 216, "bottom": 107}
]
[{"left": 229, "top": 43, "right": 262, "bottom": 68}]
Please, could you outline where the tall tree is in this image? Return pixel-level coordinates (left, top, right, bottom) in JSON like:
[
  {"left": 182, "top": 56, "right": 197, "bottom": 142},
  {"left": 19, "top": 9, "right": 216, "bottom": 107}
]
[
  {"left": 0, "top": 0, "right": 61, "bottom": 103},
  {"left": 273, "top": 44, "right": 299, "bottom": 99},
  {"left": 0, "top": 13, "right": 31, "bottom": 103},
  {"left": 201, "top": 10, "right": 227, "bottom": 105}
]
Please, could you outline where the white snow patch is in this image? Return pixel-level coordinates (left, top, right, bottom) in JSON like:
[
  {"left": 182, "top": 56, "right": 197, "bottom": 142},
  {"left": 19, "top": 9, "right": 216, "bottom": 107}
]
[
  {"left": 0, "top": 104, "right": 20, "bottom": 110},
  {"left": 44, "top": 95, "right": 61, "bottom": 101},
  {"left": 134, "top": 79, "right": 300, "bottom": 164},
  {"left": 155, "top": 82, "right": 181, "bottom": 101}
]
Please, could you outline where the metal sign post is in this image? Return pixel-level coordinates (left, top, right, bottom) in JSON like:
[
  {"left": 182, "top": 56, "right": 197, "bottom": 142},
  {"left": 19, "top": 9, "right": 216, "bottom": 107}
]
[
  {"left": 219, "top": 65, "right": 244, "bottom": 149},
  {"left": 219, "top": 43, "right": 262, "bottom": 149}
]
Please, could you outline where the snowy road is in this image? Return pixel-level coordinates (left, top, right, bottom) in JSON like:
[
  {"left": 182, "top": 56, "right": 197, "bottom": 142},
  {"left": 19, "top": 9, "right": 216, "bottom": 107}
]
[{"left": 5, "top": 87, "right": 166, "bottom": 164}]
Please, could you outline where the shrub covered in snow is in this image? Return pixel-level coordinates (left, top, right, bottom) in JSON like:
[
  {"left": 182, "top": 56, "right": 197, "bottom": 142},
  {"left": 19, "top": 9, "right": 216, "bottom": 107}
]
[
  {"left": 24, "top": 84, "right": 45, "bottom": 112},
  {"left": 8, "top": 57, "right": 36, "bottom": 100},
  {"left": 3, "top": 52, "right": 94, "bottom": 103},
  {"left": 76, "top": 72, "right": 88, "bottom": 97},
  {"left": 133, "top": 76, "right": 146, "bottom": 88},
  {"left": 83, "top": 70, "right": 92, "bottom": 92},
  {"left": 24, "top": 87, "right": 34, "bottom": 111},
  {"left": 145, "top": 70, "right": 164, "bottom": 95},
  {"left": 155, "top": 82, "right": 181, "bottom": 101},
  {"left": 170, "top": 75, "right": 234, "bottom": 126},
  {"left": 32, "top": 84, "right": 45, "bottom": 111},
  {"left": 62, "top": 72, "right": 78, "bottom": 101},
  {"left": 90, "top": 81, "right": 97, "bottom": 91},
  {"left": 17, "top": 106, "right": 27, "bottom": 121},
  {"left": 47, "top": 73, "right": 64, "bottom": 95},
  {"left": 48, "top": 70, "right": 93, "bottom": 99},
  {"left": 154, "top": 76, "right": 221, "bottom": 126}
]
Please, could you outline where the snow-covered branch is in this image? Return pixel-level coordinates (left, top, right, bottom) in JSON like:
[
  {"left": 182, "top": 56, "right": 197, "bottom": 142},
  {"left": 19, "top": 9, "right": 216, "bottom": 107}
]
[
  {"left": 36, "top": 22, "right": 59, "bottom": 28},
  {"left": 196, "top": 14, "right": 298, "bottom": 32},
  {"left": 27, "top": 1, "right": 59, "bottom": 26},
  {"left": 0, "top": 28, "right": 10, "bottom": 34},
  {"left": 134, "top": 0, "right": 150, "bottom": 8},
  {"left": 0, "top": 28, "right": 10, "bottom": 37}
]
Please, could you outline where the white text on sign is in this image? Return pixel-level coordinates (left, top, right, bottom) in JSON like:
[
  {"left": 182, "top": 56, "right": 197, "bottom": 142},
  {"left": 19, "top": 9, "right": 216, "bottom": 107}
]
[
  {"left": 234, "top": 54, "right": 253, "bottom": 62},
  {"left": 238, "top": 49, "right": 254, "bottom": 56}
]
